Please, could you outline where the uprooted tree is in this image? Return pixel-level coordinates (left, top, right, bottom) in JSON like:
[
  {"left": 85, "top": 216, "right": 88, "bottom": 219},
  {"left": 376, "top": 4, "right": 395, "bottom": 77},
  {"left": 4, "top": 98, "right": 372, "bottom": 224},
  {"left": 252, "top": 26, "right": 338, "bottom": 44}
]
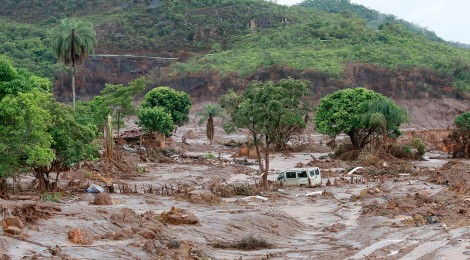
[
  {"left": 314, "top": 87, "right": 408, "bottom": 149},
  {"left": 445, "top": 112, "right": 470, "bottom": 158},
  {"left": 220, "top": 78, "right": 312, "bottom": 189}
]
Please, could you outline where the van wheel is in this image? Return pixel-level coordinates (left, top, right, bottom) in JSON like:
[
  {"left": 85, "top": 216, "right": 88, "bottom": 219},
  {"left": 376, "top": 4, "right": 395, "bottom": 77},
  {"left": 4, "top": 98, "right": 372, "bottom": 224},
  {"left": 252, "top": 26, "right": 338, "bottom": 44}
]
[{"left": 300, "top": 184, "right": 306, "bottom": 187}]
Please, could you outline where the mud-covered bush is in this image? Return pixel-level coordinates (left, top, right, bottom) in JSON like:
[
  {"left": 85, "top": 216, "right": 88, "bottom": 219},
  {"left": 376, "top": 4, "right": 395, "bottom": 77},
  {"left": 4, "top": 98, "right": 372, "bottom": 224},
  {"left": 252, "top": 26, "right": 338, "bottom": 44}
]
[{"left": 213, "top": 234, "right": 272, "bottom": 250}]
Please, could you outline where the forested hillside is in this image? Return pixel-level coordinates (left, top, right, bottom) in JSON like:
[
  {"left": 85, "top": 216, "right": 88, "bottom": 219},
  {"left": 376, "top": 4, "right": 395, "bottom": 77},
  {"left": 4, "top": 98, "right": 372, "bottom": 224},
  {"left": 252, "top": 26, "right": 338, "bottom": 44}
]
[{"left": 1, "top": 0, "right": 470, "bottom": 100}]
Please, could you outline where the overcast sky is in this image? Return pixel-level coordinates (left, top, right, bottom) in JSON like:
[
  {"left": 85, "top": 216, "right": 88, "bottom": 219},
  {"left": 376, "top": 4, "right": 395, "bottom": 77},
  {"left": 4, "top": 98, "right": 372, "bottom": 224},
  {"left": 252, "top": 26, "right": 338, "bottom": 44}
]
[{"left": 276, "top": 0, "right": 470, "bottom": 43}]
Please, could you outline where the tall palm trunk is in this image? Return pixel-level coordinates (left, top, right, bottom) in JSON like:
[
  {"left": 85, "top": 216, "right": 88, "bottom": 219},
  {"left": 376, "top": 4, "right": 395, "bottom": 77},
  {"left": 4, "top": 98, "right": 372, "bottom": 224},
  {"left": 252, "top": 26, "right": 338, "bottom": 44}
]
[
  {"left": 72, "top": 62, "right": 76, "bottom": 111},
  {"left": 71, "top": 28, "right": 76, "bottom": 112},
  {"left": 207, "top": 114, "right": 214, "bottom": 145}
]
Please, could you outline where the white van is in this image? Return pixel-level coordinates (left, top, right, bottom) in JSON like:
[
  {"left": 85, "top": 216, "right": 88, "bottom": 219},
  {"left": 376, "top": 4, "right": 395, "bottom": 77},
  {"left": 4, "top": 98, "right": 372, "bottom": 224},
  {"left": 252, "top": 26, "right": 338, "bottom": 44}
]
[{"left": 276, "top": 167, "right": 321, "bottom": 187}]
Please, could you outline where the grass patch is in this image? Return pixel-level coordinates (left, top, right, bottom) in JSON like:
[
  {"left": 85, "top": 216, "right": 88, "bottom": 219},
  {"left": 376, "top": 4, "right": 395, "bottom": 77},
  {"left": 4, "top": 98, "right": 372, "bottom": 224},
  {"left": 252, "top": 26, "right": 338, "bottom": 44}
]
[{"left": 41, "top": 192, "right": 62, "bottom": 203}]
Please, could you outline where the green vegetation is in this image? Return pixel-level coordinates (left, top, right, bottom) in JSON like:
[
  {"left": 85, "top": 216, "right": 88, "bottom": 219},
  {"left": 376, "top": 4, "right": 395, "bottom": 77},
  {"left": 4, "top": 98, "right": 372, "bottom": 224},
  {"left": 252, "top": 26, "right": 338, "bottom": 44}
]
[
  {"left": 41, "top": 192, "right": 63, "bottom": 202},
  {"left": 0, "top": 19, "right": 63, "bottom": 79},
  {"left": 314, "top": 88, "right": 407, "bottom": 148},
  {"left": 220, "top": 78, "right": 312, "bottom": 188},
  {"left": 447, "top": 112, "right": 470, "bottom": 158},
  {"left": 137, "top": 87, "right": 191, "bottom": 146},
  {"left": 138, "top": 106, "right": 175, "bottom": 137},
  {"left": 0, "top": 0, "right": 469, "bottom": 98},
  {"left": 299, "top": 0, "right": 443, "bottom": 42},
  {"left": 197, "top": 103, "right": 225, "bottom": 145},
  {"left": 141, "top": 87, "right": 192, "bottom": 127},
  {"left": 99, "top": 77, "right": 146, "bottom": 159},
  {"left": 50, "top": 18, "right": 97, "bottom": 110},
  {"left": 0, "top": 56, "right": 98, "bottom": 191}
]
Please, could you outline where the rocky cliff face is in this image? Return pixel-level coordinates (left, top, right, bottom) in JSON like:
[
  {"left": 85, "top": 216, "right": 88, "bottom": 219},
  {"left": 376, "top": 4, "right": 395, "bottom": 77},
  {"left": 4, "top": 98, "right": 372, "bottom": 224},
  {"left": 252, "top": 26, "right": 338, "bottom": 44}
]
[
  {"left": 55, "top": 58, "right": 468, "bottom": 129},
  {"left": 56, "top": 58, "right": 462, "bottom": 101}
]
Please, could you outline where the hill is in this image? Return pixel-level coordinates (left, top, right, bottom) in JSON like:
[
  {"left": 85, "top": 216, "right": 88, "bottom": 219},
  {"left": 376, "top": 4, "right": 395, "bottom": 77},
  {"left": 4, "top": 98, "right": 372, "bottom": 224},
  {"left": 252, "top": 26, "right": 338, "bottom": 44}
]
[{"left": 1, "top": 0, "right": 470, "bottom": 105}]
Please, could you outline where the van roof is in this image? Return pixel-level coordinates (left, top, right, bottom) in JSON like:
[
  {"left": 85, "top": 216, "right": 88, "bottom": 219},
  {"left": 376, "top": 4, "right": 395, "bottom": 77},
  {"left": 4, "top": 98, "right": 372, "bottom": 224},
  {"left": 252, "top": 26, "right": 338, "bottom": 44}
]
[{"left": 285, "top": 167, "right": 319, "bottom": 171}]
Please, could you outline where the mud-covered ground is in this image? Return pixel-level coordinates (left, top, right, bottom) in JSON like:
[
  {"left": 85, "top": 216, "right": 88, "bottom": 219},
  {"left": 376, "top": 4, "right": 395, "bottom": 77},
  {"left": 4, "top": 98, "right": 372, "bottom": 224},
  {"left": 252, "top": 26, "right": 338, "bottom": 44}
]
[{"left": 1, "top": 116, "right": 469, "bottom": 260}]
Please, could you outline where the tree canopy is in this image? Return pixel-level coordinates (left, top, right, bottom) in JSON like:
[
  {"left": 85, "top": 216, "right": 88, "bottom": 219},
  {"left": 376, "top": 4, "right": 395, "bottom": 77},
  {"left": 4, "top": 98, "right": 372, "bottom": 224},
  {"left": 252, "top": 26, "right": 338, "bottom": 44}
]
[
  {"left": 50, "top": 18, "right": 96, "bottom": 110},
  {"left": 0, "top": 56, "right": 98, "bottom": 191},
  {"left": 141, "top": 86, "right": 191, "bottom": 127},
  {"left": 138, "top": 107, "right": 175, "bottom": 136},
  {"left": 314, "top": 87, "right": 407, "bottom": 148},
  {"left": 50, "top": 18, "right": 96, "bottom": 66},
  {"left": 220, "top": 78, "right": 312, "bottom": 188}
]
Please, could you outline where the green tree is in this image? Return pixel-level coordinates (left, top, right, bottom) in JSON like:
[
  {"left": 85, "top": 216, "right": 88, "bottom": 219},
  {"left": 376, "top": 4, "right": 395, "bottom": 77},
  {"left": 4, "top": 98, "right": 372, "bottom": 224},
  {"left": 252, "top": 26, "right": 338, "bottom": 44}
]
[
  {"left": 196, "top": 103, "right": 225, "bottom": 145},
  {"left": 0, "top": 56, "right": 98, "bottom": 192},
  {"left": 141, "top": 86, "right": 191, "bottom": 127},
  {"left": 453, "top": 112, "right": 470, "bottom": 158},
  {"left": 0, "top": 57, "right": 55, "bottom": 188},
  {"left": 50, "top": 18, "right": 97, "bottom": 111},
  {"left": 220, "top": 78, "right": 312, "bottom": 189},
  {"left": 361, "top": 98, "right": 408, "bottom": 149},
  {"left": 138, "top": 107, "right": 175, "bottom": 147},
  {"left": 41, "top": 101, "right": 99, "bottom": 190},
  {"left": 0, "top": 90, "right": 55, "bottom": 190},
  {"left": 99, "top": 77, "right": 146, "bottom": 160},
  {"left": 314, "top": 88, "right": 403, "bottom": 149}
]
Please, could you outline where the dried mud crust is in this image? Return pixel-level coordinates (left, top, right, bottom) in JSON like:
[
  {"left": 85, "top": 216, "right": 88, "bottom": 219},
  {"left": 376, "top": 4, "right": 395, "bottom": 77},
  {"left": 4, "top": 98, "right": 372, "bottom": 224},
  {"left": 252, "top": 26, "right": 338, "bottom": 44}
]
[{"left": 2, "top": 113, "right": 470, "bottom": 259}]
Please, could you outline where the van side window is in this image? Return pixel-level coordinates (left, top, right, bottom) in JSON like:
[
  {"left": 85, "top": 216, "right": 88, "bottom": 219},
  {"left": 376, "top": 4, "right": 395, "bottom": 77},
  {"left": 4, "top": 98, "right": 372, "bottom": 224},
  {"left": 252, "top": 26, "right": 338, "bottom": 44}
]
[
  {"left": 315, "top": 169, "right": 320, "bottom": 175},
  {"left": 298, "top": 171, "right": 307, "bottom": 178},
  {"left": 286, "top": 172, "right": 296, "bottom": 178},
  {"left": 309, "top": 170, "right": 315, "bottom": 176}
]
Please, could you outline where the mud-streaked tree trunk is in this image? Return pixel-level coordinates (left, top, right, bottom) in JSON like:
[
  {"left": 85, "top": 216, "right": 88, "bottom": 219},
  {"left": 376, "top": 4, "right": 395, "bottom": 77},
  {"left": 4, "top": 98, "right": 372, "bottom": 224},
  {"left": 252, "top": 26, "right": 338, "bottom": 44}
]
[
  {"left": 207, "top": 114, "right": 214, "bottom": 145},
  {"left": 116, "top": 111, "right": 121, "bottom": 161},
  {"left": 252, "top": 125, "right": 264, "bottom": 174},
  {"left": 37, "top": 167, "right": 48, "bottom": 192},
  {"left": 263, "top": 136, "right": 270, "bottom": 190},
  {"left": 104, "top": 115, "right": 114, "bottom": 172},
  {"left": 159, "top": 133, "right": 165, "bottom": 148}
]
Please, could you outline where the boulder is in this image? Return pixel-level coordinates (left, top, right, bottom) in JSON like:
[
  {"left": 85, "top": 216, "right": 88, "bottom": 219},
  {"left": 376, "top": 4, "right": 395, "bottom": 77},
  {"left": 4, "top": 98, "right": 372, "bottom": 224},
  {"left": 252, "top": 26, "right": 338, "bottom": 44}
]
[
  {"left": 159, "top": 207, "right": 199, "bottom": 225},
  {"left": 2, "top": 216, "right": 24, "bottom": 230},
  {"left": 94, "top": 193, "right": 113, "bottom": 205},
  {"left": 68, "top": 228, "right": 94, "bottom": 245}
]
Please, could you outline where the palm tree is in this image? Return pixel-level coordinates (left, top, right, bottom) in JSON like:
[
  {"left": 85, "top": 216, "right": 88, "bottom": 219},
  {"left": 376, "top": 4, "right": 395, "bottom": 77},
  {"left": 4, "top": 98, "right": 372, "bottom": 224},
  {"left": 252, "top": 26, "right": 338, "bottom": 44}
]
[
  {"left": 50, "top": 18, "right": 96, "bottom": 111},
  {"left": 196, "top": 103, "right": 225, "bottom": 145},
  {"left": 363, "top": 98, "right": 408, "bottom": 149}
]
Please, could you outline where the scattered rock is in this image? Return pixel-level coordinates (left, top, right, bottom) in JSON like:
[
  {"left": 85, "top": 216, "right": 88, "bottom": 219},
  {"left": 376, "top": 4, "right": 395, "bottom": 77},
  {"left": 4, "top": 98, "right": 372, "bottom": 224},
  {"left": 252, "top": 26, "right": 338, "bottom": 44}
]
[
  {"left": 187, "top": 190, "right": 221, "bottom": 205},
  {"left": 103, "top": 228, "right": 135, "bottom": 240},
  {"left": 167, "top": 239, "right": 180, "bottom": 249},
  {"left": 110, "top": 208, "right": 141, "bottom": 224},
  {"left": 2, "top": 216, "right": 24, "bottom": 230},
  {"left": 386, "top": 200, "right": 398, "bottom": 209},
  {"left": 159, "top": 207, "right": 199, "bottom": 225},
  {"left": 143, "top": 240, "right": 165, "bottom": 254},
  {"left": 68, "top": 228, "right": 94, "bottom": 245},
  {"left": 94, "top": 193, "right": 113, "bottom": 205},
  {"left": 138, "top": 228, "right": 157, "bottom": 239},
  {"left": 323, "top": 223, "right": 346, "bottom": 232},
  {"left": 4, "top": 226, "right": 22, "bottom": 237}
]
